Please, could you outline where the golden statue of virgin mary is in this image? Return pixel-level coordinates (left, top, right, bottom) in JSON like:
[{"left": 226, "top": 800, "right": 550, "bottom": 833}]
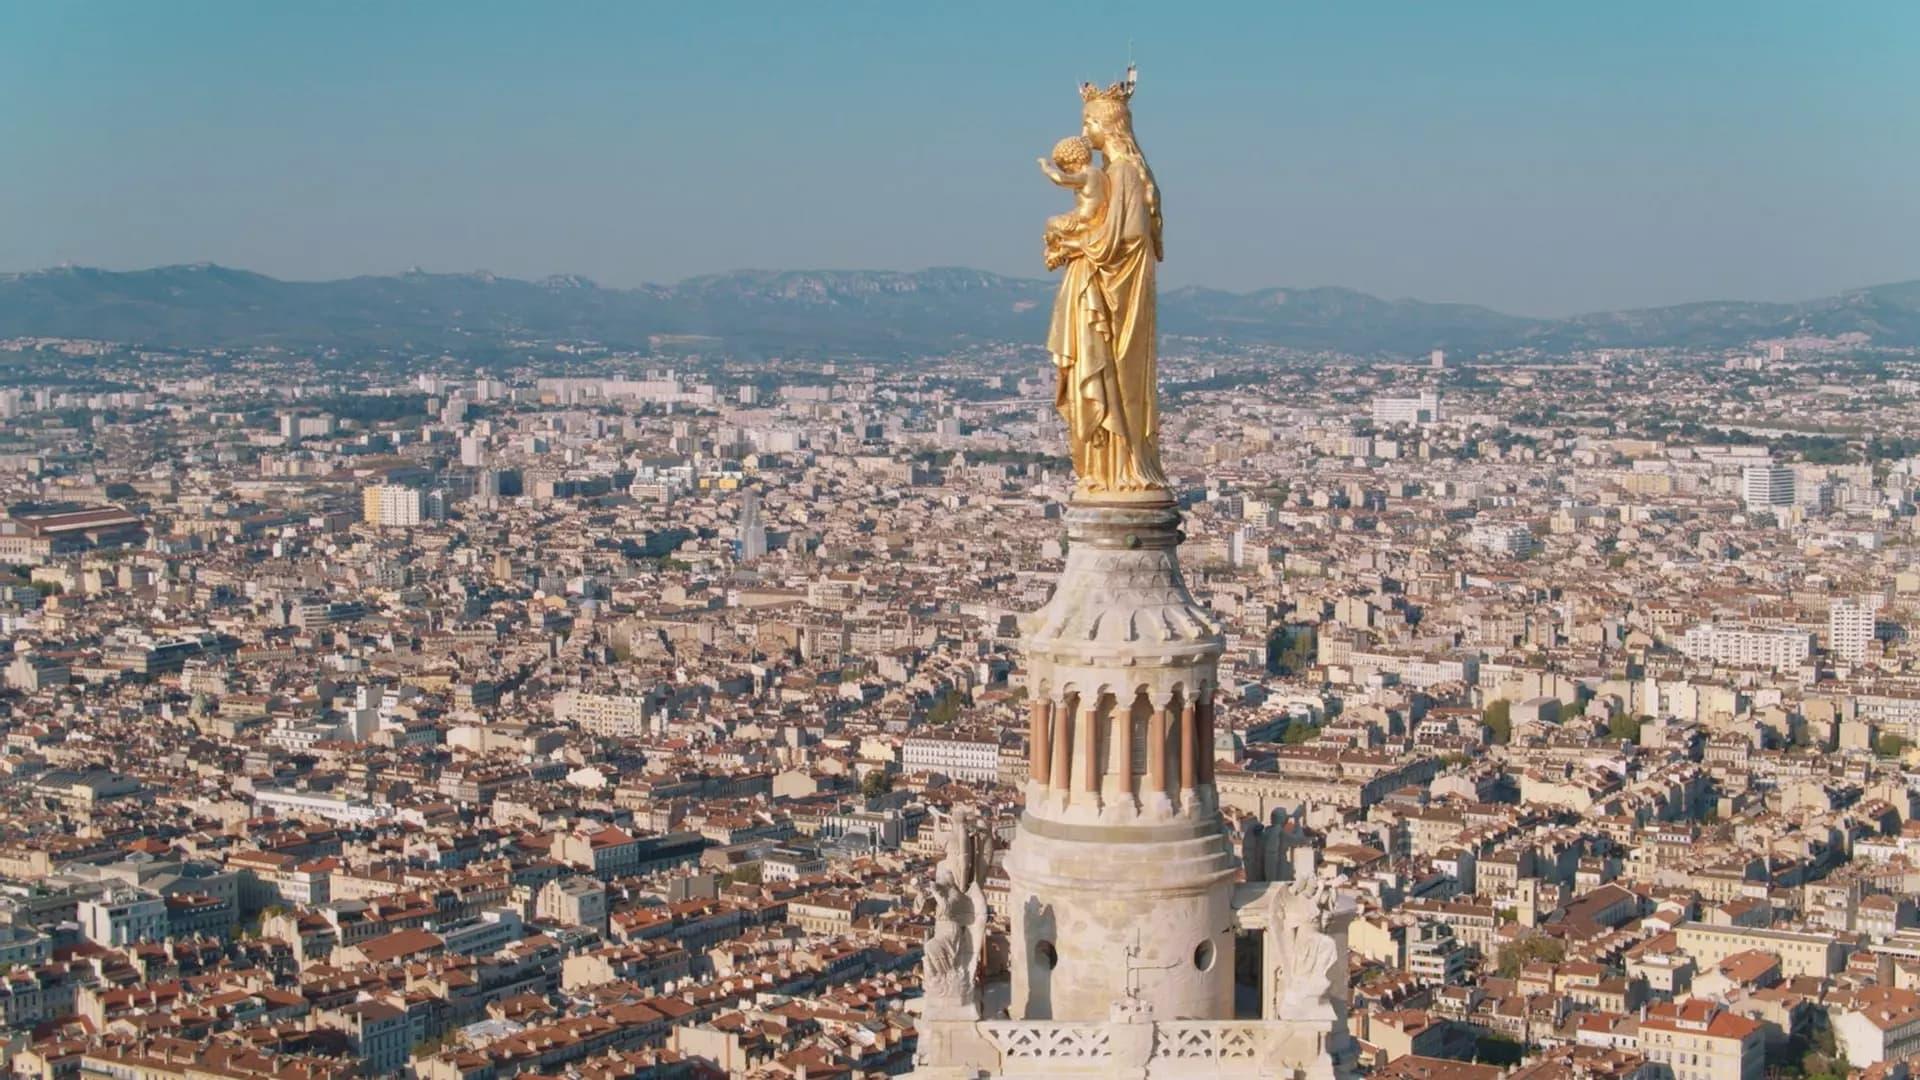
[{"left": 1040, "top": 72, "right": 1168, "bottom": 497}]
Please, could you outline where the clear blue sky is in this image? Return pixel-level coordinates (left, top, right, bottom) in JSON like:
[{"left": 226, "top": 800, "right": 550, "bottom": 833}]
[{"left": 2, "top": 1, "right": 1915, "bottom": 316}]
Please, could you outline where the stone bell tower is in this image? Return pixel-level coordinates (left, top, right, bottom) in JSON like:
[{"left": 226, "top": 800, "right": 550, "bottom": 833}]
[
  {"left": 907, "top": 66, "right": 1355, "bottom": 1080},
  {"left": 1002, "top": 494, "right": 1235, "bottom": 1022},
  {"left": 910, "top": 494, "right": 1357, "bottom": 1080}
]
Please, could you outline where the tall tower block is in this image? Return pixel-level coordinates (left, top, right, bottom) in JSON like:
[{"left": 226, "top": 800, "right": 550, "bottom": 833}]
[
  {"left": 1004, "top": 494, "right": 1233, "bottom": 1021},
  {"left": 736, "top": 491, "right": 768, "bottom": 563}
]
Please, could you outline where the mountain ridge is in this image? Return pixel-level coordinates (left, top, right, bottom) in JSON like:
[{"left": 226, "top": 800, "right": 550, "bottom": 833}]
[{"left": 3, "top": 263, "right": 1917, "bottom": 356}]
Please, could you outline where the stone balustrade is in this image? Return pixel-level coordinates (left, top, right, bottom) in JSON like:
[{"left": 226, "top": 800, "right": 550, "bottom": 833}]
[
  {"left": 921, "top": 1018, "right": 1334, "bottom": 1079},
  {"left": 980, "top": 1020, "right": 1111, "bottom": 1060}
]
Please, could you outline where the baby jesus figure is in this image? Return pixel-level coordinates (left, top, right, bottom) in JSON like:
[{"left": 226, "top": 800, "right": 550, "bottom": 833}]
[{"left": 1038, "top": 135, "right": 1106, "bottom": 270}]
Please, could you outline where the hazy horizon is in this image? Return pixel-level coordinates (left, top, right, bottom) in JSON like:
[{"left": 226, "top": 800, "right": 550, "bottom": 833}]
[
  {"left": 9, "top": 259, "right": 1920, "bottom": 324},
  {"left": 4, "top": 2, "right": 1917, "bottom": 318}
]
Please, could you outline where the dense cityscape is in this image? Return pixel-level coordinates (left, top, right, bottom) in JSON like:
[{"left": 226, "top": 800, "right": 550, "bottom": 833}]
[{"left": 0, "top": 322, "right": 1914, "bottom": 1080}]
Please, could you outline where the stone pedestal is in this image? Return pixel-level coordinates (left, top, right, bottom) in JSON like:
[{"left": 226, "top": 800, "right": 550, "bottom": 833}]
[
  {"left": 1005, "top": 495, "right": 1233, "bottom": 1022},
  {"left": 932, "top": 493, "right": 1355, "bottom": 1075},
  {"left": 1005, "top": 810, "right": 1238, "bottom": 1022}
]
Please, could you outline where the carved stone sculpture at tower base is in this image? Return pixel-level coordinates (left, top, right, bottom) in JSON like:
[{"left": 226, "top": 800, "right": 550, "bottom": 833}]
[
  {"left": 916, "top": 809, "right": 991, "bottom": 1022},
  {"left": 1268, "top": 871, "right": 1351, "bottom": 1024}
]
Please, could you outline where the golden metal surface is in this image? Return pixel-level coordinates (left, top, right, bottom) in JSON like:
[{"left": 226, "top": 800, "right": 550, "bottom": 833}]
[{"left": 1041, "top": 74, "right": 1168, "bottom": 496}]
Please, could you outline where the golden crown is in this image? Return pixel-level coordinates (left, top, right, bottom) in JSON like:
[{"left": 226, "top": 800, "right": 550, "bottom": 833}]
[{"left": 1080, "top": 63, "right": 1138, "bottom": 106}]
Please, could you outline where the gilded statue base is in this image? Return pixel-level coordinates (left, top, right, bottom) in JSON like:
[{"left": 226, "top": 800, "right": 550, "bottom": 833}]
[{"left": 1070, "top": 486, "right": 1177, "bottom": 507}]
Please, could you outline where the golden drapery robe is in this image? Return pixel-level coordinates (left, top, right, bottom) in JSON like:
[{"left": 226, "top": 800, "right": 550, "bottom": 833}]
[{"left": 1048, "top": 154, "right": 1167, "bottom": 494}]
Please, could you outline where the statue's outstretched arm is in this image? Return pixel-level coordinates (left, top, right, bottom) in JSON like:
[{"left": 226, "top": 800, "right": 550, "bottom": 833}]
[{"left": 1037, "top": 158, "right": 1083, "bottom": 189}]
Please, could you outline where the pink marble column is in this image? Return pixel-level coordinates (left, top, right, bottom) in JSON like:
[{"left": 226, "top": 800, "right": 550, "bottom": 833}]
[
  {"left": 1179, "top": 698, "right": 1198, "bottom": 799},
  {"left": 1146, "top": 704, "right": 1169, "bottom": 796},
  {"left": 1198, "top": 692, "right": 1216, "bottom": 786},
  {"left": 1029, "top": 699, "right": 1053, "bottom": 793},
  {"left": 1077, "top": 698, "right": 1100, "bottom": 795},
  {"left": 1049, "top": 696, "right": 1074, "bottom": 795}
]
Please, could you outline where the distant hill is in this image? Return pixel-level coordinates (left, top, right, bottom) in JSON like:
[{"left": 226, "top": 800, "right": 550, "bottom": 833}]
[{"left": 2, "top": 263, "right": 1917, "bottom": 356}]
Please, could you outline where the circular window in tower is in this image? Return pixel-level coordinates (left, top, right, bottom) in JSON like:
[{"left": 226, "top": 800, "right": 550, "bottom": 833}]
[
  {"left": 1035, "top": 941, "right": 1058, "bottom": 970},
  {"left": 1193, "top": 940, "right": 1216, "bottom": 971}
]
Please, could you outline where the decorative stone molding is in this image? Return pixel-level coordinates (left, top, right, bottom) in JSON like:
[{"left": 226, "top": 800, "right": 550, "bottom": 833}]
[
  {"left": 1020, "top": 498, "right": 1224, "bottom": 826},
  {"left": 923, "top": 1017, "right": 1353, "bottom": 1079}
]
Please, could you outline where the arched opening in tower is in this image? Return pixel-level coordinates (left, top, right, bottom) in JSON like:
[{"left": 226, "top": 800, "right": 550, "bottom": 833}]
[{"left": 1232, "top": 928, "right": 1264, "bottom": 1019}]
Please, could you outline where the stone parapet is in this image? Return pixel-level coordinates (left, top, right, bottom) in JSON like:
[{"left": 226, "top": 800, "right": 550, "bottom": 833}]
[{"left": 914, "top": 1016, "right": 1352, "bottom": 1080}]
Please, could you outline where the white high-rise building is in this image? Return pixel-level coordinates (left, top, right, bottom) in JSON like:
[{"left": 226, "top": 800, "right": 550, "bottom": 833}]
[
  {"left": 361, "top": 485, "right": 425, "bottom": 528},
  {"left": 1370, "top": 391, "right": 1439, "bottom": 427},
  {"left": 1830, "top": 597, "right": 1882, "bottom": 665},
  {"left": 1742, "top": 464, "right": 1796, "bottom": 516},
  {"left": 1469, "top": 522, "right": 1538, "bottom": 558},
  {"left": 1680, "top": 624, "right": 1814, "bottom": 672},
  {"left": 279, "top": 413, "right": 335, "bottom": 441},
  {"left": 460, "top": 435, "right": 487, "bottom": 468},
  {"left": 902, "top": 734, "right": 1001, "bottom": 783}
]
